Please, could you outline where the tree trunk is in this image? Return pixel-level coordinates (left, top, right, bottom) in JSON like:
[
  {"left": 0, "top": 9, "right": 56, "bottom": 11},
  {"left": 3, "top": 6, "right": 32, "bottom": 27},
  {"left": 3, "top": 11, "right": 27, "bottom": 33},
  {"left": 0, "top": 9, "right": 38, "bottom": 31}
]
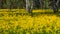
[{"left": 26, "top": 0, "right": 33, "bottom": 13}]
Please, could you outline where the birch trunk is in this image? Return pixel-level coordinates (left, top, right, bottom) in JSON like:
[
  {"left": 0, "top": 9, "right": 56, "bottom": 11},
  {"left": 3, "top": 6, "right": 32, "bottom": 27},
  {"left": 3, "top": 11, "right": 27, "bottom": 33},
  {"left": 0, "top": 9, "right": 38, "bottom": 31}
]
[{"left": 26, "top": 0, "right": 33, "bottom": 13}]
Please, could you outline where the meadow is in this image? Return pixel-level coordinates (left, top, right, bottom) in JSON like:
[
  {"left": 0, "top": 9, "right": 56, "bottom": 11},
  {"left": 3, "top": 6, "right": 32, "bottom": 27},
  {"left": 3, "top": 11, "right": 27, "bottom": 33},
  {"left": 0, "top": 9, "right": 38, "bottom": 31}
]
[{"left": 0, "top": 9, "right": 60, "bottom": 34}]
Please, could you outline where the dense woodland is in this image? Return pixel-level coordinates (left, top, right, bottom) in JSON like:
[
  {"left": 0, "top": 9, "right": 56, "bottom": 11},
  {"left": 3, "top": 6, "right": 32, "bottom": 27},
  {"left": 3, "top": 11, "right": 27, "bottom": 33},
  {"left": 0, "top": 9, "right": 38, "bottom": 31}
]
[
  {"left": 0, "top": 0, "right": 51, "bottom": 9},
  {"left": 0, "top": 0, "right": 60, "bottom": 9}
]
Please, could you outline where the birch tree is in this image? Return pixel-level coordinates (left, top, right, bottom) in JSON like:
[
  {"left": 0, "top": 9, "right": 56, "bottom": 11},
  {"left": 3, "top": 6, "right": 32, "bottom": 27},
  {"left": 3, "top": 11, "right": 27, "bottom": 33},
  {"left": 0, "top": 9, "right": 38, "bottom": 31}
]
[{"left": 26, "top": 0, "right": 33, "bottom": 13}]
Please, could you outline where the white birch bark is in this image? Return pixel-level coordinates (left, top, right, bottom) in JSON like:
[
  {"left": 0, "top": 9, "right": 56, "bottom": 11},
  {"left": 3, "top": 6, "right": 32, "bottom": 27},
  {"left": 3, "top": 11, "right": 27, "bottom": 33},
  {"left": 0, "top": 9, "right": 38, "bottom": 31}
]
[{"left": 26, "top": 0, "right": 33, "bottom": 13}]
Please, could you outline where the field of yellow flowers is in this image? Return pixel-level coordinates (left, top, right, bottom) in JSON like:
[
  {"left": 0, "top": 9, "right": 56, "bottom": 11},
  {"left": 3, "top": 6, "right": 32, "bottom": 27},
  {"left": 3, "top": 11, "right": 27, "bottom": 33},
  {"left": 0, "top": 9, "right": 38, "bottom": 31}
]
[{"left": 0, "top": 9, "right": 60, "bottom": 34}]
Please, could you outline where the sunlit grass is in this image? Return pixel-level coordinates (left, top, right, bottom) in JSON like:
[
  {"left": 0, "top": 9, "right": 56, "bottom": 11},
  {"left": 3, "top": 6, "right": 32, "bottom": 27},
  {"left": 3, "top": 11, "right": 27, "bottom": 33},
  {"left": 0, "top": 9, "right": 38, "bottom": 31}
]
[{"left": 0, "top": 9, "right": 60, "bottom": 34}]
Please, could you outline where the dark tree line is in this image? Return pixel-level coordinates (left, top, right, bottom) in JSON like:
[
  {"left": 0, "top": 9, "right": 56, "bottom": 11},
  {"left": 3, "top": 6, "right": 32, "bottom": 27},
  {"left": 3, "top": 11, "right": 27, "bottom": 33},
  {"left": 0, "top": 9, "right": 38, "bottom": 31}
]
[
  {"left": 0, "top": 0, "right": 60, "bottom": 14},
  {"left": 0, "top": 0, "right": 50, "bottom": 9},
  {"left": 0, "top": 0, "right": 60, "bottom": 13}
]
